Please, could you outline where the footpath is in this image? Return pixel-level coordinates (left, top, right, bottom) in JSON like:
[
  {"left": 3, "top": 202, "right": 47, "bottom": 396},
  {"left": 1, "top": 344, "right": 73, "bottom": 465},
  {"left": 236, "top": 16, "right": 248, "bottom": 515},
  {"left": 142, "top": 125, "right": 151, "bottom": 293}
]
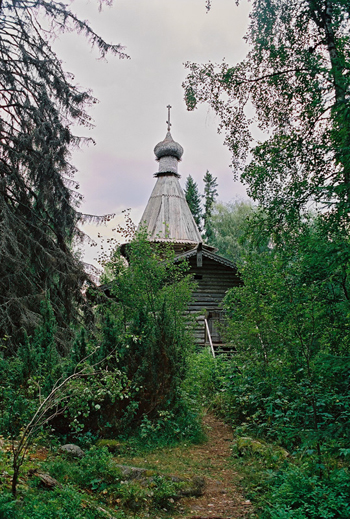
[
  {"left": 121, "top": 414, "right": 253, "bottom": 519},
  {"left": 175, "top": 414, "right": 252, "bottom": 519}
]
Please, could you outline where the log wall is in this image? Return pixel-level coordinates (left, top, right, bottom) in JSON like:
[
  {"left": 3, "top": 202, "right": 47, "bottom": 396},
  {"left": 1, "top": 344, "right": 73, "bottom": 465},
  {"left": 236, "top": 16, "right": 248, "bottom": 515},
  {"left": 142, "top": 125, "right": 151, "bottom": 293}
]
[{"left": 185, "top": 255, "right": 242, "bottom": 344}]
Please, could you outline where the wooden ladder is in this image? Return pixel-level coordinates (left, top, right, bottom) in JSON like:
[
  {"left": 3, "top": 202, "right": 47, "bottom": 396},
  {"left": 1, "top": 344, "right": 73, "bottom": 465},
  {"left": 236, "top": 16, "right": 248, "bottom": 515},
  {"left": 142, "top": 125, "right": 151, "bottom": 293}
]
[{"left": 204, "top": 318, "right": 216, "bottom": 358}]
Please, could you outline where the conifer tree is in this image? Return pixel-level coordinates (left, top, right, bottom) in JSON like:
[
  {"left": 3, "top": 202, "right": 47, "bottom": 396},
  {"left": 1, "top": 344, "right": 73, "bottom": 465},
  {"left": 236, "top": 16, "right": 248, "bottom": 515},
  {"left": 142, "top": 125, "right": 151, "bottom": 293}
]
[
  {"left": 184, "top": 175, "right": 203, "bottom": 231},
  {"left": 203, "top": 170, "right": 218, "bottom": 243},
  {"left": 0, "top": 0, "right": 127, "bottom": 351}
]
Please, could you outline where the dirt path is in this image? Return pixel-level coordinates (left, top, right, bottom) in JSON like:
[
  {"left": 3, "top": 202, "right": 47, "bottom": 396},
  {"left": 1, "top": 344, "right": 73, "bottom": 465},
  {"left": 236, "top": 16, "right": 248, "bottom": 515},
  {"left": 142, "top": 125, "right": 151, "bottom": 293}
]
[{"left": 176, "top": 414, "right": 252, "bottom": 519}]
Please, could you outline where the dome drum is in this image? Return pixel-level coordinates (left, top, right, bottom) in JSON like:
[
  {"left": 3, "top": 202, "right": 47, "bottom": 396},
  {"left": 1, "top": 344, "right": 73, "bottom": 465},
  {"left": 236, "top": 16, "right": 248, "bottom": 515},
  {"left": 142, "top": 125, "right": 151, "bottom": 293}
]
[{"left": 156, "top": 155, "right": 180, "bottom": 176}]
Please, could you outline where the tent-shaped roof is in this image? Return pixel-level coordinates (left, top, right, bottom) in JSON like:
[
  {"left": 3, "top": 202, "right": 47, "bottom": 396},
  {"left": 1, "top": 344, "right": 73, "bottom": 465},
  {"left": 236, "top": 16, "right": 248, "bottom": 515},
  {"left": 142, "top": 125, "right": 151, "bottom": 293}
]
[{"left": 139, "top": 172, "right": 202, "bottom": 245}]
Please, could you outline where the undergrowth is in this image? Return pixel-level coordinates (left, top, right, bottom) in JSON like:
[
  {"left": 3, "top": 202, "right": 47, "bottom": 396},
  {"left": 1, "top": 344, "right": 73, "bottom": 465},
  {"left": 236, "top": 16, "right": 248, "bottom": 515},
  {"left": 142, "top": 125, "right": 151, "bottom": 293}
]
[
  {"left": 0, "top": 445, "right": 186, "bottom": 519},
  {"left": 229, "top": 443, "right": 350, "bottom": 519},
  {"left": 190, "top": 349, "right": 350, "bottom": 519}
]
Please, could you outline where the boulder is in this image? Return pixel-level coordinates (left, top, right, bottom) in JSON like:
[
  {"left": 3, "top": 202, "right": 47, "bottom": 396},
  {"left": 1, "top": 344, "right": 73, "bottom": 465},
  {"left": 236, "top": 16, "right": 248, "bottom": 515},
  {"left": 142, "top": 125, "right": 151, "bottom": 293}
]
[
  {"left": 114, "top": 464, "right": 154, "bottom": 480},
  {"left": 177, "top": 476, "right": 205, "bottom": 497},
  {"left": 28, "top": 469, "right": 61, "bottom": 489},
  {"left": 232, "top": 436, "right": 289, "bottom": 459},
  {"left": 60, "top": 443, "right": 85, "bottom": 458}
]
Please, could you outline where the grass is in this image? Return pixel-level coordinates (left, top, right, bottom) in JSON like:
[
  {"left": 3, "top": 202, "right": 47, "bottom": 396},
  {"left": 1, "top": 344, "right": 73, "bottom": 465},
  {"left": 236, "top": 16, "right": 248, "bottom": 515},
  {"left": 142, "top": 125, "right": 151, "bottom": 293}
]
[{"left": 0, "top": 431, "right": 208, "bottom": 519}]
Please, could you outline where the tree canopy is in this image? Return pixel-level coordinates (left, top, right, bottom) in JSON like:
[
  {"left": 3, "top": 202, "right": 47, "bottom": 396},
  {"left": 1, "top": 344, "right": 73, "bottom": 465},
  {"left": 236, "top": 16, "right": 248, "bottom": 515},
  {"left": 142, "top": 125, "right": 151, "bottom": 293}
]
[
  {"left": 209, "top": 200, "right": 258, "bottom": 263},
  {"left": 0, "top": 0, "right": 127, "bottom": 350},
  {"left": 184, "top": 0, "right": 350, "bottom": 226}
]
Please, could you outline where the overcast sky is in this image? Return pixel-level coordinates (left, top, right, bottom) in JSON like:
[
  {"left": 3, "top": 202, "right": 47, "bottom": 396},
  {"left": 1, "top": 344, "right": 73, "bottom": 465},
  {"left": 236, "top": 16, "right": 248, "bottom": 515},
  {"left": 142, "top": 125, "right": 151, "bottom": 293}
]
[{"left": 54, "top": 0, "right": 253, "bottom": 265}]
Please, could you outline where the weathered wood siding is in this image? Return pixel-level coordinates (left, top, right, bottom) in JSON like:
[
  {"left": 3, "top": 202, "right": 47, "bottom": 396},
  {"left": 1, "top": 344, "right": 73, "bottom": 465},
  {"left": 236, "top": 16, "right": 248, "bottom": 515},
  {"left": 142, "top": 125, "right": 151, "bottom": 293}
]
[
  {"left": 139, "top": 174, "right": 202, "bottom": 244},
  {"left": 185, "top": 255, "right": 242, "bottom": 344}
]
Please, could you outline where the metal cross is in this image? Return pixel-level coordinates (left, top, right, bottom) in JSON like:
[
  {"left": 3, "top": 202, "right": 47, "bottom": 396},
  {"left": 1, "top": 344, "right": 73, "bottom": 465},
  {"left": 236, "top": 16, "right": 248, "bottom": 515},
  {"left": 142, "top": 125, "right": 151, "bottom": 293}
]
[{"left": 166, "top": 104, "right": 172, "bottom": 131}]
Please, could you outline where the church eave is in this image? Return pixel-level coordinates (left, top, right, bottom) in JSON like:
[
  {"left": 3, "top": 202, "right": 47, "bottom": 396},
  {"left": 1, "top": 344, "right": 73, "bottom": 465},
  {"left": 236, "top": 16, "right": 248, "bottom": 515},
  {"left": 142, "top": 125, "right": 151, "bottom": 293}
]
[{"left": 174, "top": 246, "right": 237, "bottom": 269}]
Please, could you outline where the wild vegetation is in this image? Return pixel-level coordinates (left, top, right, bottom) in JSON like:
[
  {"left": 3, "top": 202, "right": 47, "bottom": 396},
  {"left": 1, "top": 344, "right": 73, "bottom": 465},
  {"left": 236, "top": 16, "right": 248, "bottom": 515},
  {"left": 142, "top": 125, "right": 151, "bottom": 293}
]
[
  {"left": 182, "top": 0, "right": 350, "bottom": 517},
  {"left": 0, "top": 1, "right": 203, "bottom": 515},
  {"left": 211, "top": 212, "right": 350, "bottom": 517},
  {"left": 1, "top": 0, "right": 350, "bottom": 518}
]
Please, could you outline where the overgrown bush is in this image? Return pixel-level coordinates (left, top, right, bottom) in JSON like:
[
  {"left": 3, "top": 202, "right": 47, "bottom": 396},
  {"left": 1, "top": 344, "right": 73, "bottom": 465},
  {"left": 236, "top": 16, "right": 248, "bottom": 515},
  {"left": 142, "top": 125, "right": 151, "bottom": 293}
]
[
  {"left": 182, "top": 349, "right": 230, "bottom": 412},
  {"left": 0, "top": 486, "right": 109, "bottom": 519},
  {"left": 209, "top": 215, "right": 350, "bottom": 517},
  {"left": 262, "top": 465, "right": 350, "bottom": 519},
  {"left": 0, "top": 228, "right": 203, "bottom": 499},
  {"left": 222, "top": 218, "right": 350, "bottom": 457},
  {"left": 92, "top": 228, "right": 196, "bottom": 435}
]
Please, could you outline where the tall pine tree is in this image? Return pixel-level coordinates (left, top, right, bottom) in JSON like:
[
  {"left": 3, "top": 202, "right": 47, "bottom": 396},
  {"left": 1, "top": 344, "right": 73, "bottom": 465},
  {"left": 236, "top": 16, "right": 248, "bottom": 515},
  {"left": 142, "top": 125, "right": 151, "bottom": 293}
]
[
  {"left": 0, "top": 1, "right": 127, "bottom": 351},
  {"left": 184, "top": 175, "right": 203, "bottom": 231}
]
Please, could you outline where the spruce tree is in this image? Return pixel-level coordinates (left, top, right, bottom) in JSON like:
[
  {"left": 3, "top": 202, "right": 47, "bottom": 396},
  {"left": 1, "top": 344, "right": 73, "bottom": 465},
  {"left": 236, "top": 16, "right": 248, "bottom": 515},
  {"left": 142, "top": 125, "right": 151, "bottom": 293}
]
[
  {"left": 0, "top": 0, "right": 127, "bottom": 352},
  {"left": 203, "top": 170, "right": 218, "bottom": 243},
  {"left": 184, "top": 175, "right": 203, "bottom": 231}
]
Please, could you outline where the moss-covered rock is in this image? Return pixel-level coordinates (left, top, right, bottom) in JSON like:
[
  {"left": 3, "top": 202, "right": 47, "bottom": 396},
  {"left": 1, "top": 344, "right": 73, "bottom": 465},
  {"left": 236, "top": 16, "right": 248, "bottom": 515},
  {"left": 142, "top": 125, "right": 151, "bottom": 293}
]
[
  {"left": 232, "top": 436, "right": 289, "bottom": 460},
  {"left": 96, "top": 439, "right": 125, "bottom": 454}
]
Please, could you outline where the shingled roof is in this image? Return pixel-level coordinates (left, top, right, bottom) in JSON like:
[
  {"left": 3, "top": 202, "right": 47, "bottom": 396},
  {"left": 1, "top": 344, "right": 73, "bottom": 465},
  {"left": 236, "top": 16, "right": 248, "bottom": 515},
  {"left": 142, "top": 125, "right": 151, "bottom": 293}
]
[{"left": 139, "top": 171, "right": 202, "bottom": 245}]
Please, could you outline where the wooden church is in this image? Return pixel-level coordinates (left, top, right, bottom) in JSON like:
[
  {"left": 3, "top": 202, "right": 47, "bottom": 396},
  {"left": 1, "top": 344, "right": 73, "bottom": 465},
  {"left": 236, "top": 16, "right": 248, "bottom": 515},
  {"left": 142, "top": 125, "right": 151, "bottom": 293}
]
[{"left": 137, "top": 108, "right": 241, "bottom": 349}]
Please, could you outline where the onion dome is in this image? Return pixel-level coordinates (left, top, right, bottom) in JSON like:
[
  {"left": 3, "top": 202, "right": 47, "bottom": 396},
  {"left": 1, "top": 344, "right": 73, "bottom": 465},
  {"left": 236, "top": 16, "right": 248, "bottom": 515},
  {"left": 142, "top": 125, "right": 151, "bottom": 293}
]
[
  {"left": 154, "top": 131, "right": 184, "bottom": 176},
  {"left": 154, "top": 131, "right": 184, "bottom": 160}
]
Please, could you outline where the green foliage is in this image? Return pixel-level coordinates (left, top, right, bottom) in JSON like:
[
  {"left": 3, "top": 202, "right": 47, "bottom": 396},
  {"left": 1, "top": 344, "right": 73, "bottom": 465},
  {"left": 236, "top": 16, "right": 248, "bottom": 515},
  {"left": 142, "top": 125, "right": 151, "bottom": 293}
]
[
  {"left": 45, "top": 446, "right": 183, "bottom": 514},
  {"left": 48, "top": 446, "right": 119, "bottom": 491},
  {"left": 209, "top": 200, "right": 251, "bottom": 262},
  {"left": 262, "top": 465, "right": 350, "bottom": 519},
  {"left": 184, "top": 175, "right": 203, "bottom": 231},
  {"left": 94, "top": 229, "right": 196, "bottom": 435},
  {"left": 183, "top": 349, "right": 228, "bottom": 411},
  {"left": 0, "top": 299, "right": 62, "bottom": 439},
  {"left": 209, "top": 199, "right": 270, "bottom": 263},
  {"left": 222, "top": 217, "right": 350, "bottom": 453},
  {"left": 228, "top": 431, "right": 350, "bottom": 519},
  {"left": 95, "top": 439, "right": 125, "bottom": 453},
  {"left": 0, "top": 298, "right": 110, "bottom": 442},
  {"left": 0, "top": 230, "right": 201, "bottom": 499},
  {"left": 0, "top": 298, "right": 124, "bottom": 494},
  {"left": 185, "top": 3, "right": 350, "bottom": 516},
  {"left": 0, "top": 441, "right": 185, "bottom": 517},
  {"left": 134, "top": 402, "right": 203, "bottom": 448},
  {"left": 210, "top": 214, "right": 350, "bottom": 515},
  {"left": 184, "top": 0, "right": 350, "bottom": 226},
  {"left": 0, "top": 486, "right": 109, "bottom": 519}
]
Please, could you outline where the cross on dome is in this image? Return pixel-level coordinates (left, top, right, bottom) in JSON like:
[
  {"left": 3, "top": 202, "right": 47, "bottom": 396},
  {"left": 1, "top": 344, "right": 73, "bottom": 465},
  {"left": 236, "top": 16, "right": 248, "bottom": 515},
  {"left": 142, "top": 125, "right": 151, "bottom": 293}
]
[
  {"left": 154, "top": 105, "right": 184, "bottom": 169},
  {"left": 166, "top": 104, "right": 172, "bottom": 131}
]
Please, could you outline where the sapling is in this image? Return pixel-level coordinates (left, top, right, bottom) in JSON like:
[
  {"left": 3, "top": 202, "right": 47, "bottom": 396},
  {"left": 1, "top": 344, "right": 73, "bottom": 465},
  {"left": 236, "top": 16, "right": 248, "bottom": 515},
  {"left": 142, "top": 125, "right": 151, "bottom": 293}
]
[{"left": 9, "top": 349, "right": 105, "bottom": 496}]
